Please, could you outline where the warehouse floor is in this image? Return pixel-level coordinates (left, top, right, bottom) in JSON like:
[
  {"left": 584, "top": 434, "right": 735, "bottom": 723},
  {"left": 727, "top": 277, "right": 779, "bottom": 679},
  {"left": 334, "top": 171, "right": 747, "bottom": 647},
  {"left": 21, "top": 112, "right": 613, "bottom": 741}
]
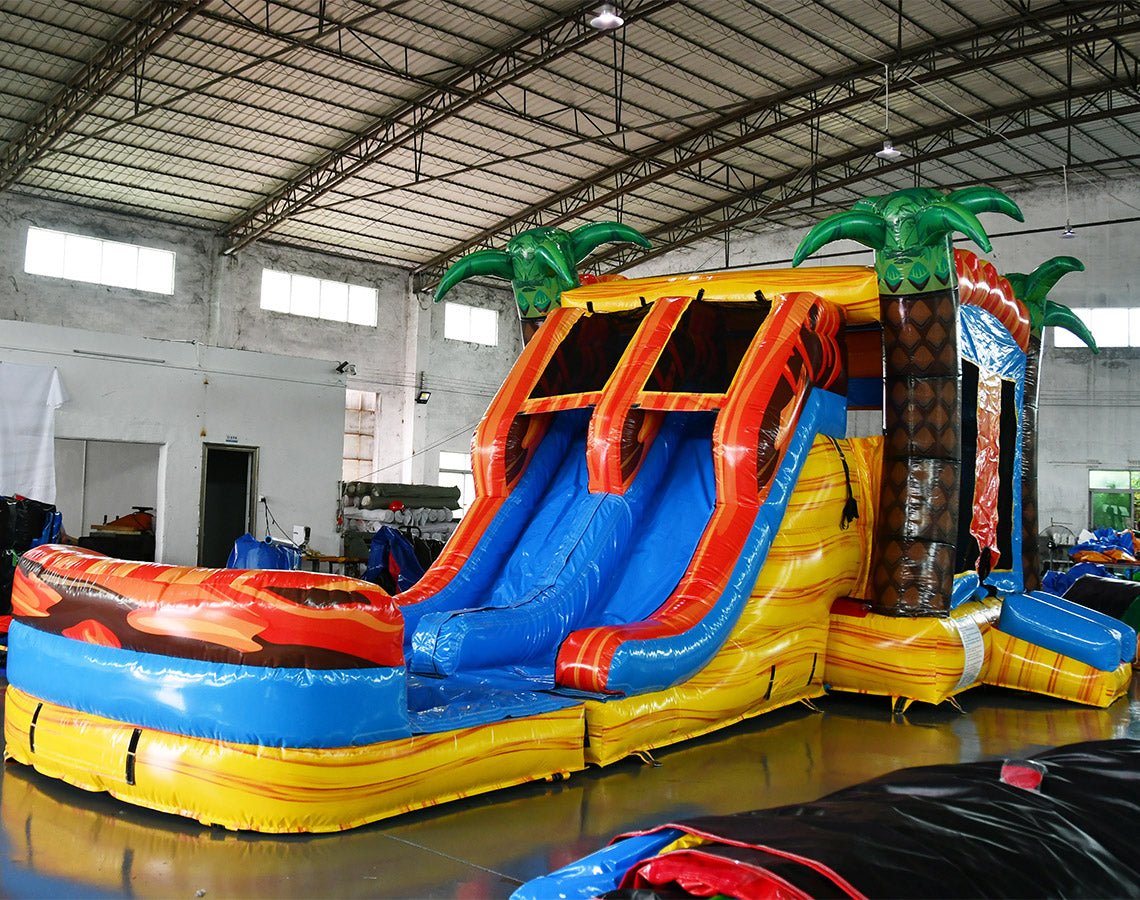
[{"left": 1, "top": 673, "right": 1136, "bottom": 899}]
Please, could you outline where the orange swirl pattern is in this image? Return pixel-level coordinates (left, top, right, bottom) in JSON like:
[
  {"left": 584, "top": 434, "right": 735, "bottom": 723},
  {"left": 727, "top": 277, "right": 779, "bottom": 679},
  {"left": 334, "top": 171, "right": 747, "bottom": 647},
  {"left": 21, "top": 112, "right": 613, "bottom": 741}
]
[
  {"left": 984, "top": 630, "right": 1133, "bottom": 707},
  {"left": 13, "top": 545, "right": 403, "bottom": 668},
  {"left": 955, "top": 249, "right": 1030, "bottom": 351}
]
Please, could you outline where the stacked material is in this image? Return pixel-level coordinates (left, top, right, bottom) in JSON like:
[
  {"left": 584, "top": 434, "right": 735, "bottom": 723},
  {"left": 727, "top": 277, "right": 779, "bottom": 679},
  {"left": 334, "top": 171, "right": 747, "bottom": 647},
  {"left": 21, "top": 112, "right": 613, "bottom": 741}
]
[{"left": 341, "top": 483, "right": 458, "bottom": 551}]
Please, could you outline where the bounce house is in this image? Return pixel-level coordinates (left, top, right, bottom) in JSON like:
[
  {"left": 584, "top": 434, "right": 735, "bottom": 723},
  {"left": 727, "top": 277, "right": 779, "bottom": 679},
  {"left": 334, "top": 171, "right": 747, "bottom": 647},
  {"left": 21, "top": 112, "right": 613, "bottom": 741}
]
[{"left": 3, "top": 186, "right": 1135, "bottom": 833}]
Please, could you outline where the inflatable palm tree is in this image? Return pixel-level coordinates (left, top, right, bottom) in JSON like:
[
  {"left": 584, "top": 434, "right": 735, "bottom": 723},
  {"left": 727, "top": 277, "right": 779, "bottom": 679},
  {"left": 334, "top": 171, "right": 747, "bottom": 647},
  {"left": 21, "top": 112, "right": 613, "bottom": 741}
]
[
  {"left": 433, "top": 223, "right": 650, "bottom": 340},
  {"left": 793, "top": 186, "right": 1022, "bottom": 616},
  {"left": 1005, "top": 257, "right": 1096, "bottom": 590}
]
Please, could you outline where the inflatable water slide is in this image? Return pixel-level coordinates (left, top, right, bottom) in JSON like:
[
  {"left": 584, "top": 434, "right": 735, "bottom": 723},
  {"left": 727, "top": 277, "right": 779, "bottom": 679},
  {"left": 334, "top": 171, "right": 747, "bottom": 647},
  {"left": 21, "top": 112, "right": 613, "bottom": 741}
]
[{"left": 4, "top": 188, "right": 1134, "bottom": 832}]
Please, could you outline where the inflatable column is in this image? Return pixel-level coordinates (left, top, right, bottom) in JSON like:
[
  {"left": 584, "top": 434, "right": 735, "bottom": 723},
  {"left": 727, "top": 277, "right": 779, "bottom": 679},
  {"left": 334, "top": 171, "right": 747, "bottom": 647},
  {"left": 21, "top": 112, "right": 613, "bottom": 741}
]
[
  {"left": 794, "top": 187, "right": 1021, "bottom": 616},
  {"left": 1005, "top": 257, "right": 1094, "bottom": 590}
]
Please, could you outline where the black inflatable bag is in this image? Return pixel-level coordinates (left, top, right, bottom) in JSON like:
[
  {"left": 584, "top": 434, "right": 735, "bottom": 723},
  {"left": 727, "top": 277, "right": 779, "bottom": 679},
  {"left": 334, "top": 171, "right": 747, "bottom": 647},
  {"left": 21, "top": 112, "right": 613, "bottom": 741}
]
[
  {"left": 1063, "top": 573, "right": 1140, "bottom": 619},
  {"left": 605, "top": 739, "right": 1140, "bottom": 899}
]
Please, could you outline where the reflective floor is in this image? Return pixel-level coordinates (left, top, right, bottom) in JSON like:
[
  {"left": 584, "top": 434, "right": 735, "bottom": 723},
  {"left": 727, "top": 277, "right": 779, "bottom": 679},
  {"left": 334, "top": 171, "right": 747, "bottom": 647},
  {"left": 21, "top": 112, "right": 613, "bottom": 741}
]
[{"left": 1, "top": 674, "right": 1137, "bottom": 899}]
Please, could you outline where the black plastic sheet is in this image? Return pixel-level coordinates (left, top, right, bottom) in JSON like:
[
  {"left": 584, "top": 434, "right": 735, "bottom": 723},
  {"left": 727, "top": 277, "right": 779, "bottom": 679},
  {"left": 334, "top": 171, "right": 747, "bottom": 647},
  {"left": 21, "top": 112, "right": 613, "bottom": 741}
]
[{"left": 605, "top": 739, "right": 1140, "bottom": 899}]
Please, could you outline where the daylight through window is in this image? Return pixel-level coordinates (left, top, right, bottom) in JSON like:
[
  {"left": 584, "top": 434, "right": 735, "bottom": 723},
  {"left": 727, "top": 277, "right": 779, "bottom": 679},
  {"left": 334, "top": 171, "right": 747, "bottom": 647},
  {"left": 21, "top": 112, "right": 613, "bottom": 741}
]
[
  {"left": 444, "top": 301, "right": 498, "bottom": 346},
  {"left": 1054, "top": 308, "right": 1140, "bottom": 348},
  {"left": 438, "top": 450, "right": 475, "bottom": 518},
  {"left": 343, "top": 390, "right": 379, "bottom": 482},
  {"left": 25, "top": 227, "right": 175, "bottom": 294},
  {"left": 261, "top": 268, "right": 377, "bottom": 326}
]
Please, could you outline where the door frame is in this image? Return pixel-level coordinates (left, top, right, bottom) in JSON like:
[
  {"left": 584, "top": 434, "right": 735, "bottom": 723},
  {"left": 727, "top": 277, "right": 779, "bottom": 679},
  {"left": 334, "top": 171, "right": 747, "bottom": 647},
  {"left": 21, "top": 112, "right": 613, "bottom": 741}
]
[{"left": 197, "top": 443, "right": 259, "bottom": 566}]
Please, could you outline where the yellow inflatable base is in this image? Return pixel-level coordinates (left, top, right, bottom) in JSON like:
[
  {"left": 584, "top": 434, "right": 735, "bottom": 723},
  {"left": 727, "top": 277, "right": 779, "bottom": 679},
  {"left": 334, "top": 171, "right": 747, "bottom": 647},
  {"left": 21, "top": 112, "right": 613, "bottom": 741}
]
[
  {"left": 824, "top": 599, "right": 1001, "bottom": 710},
  {"left": 825, "top": 597, "right": 1131, "bottom": 711},
  {"left": 583, "top": 638, "right": 827, "bottom": 767},
  {"left": 3, "top": 686, "right": 585, "bottom": 834}
]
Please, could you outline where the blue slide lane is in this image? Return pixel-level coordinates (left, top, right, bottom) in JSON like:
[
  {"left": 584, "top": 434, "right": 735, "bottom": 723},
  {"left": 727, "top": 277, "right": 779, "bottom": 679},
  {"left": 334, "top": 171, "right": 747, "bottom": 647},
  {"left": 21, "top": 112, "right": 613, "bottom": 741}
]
[
  {"left": 398, "top": 409, "right": 588, "bottom": 642},
  {"left": 410, "top": 413, "right": 718, "bottom": 677},
  {"left": 602, "top": 389, "right": 847, "bottom": 696},
  {"left": 6, "top": 621, "right": 411, "bottom": 748}
]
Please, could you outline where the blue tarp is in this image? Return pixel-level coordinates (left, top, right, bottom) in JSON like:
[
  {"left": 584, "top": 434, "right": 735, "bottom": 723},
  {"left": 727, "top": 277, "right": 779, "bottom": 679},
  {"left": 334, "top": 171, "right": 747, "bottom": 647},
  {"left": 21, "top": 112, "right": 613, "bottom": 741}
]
[
  {"left": 364, "top": 526, "right": 425, "bottom": 591},
  {"left": 226, "top": 533, "right": 301, "bottom": 570}
]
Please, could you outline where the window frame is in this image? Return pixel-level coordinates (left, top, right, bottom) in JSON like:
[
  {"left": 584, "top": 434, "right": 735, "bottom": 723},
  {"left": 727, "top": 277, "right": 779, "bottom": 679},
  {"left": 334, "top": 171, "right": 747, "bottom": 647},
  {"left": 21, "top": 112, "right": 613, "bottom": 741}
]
[
  {"left": 1054, "top": 308, "right": 1140, "bottom": 349},
  {"left": 343, "top": 389, "right": 380, "bottom": 483},
  {"left": 24, "top": 226, "right": 176, "bottom": 295},
  {"left": 260, "top": 267, "right": 377, "bottom": 327},
  {"left": 1087, "top": 468, "right": 1140, "bottom": 532},
  {"left": 443, "top": 301, "right": 499, "bottom": 346},
  {"left": 438, "top": 449, "right": 475, "bottom": 518}
]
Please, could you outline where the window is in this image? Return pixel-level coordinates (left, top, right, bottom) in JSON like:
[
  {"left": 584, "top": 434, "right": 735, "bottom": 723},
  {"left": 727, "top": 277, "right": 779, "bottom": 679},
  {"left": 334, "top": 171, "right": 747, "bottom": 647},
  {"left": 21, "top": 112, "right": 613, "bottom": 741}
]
[
  {"left": 438, "top": 450, "right": 475, "bottom": 518},
  {"left": 25, "top": 227, "right": 175, "bottom": 294},
  {"left": 343, "top": 390, "right": 379, "bottom": 482},
  {"left": 260, "top": 268, "right": 377, "bottom": 326},
  {"left": 444, "top": 301, "right": 498, "bottom": 346},
  {"left": 1054, "top": 308, "right": 1140, "bottom": 348},
  {"left": 1088, "top": 469, "right": 1140, "bottom": 531}
]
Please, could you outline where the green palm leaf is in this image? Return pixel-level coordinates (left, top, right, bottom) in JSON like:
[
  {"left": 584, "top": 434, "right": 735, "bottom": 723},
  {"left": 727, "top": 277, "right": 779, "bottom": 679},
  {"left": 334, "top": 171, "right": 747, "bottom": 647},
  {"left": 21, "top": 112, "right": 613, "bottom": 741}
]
[
  {"left": 792, "top": 210, "right": 887, "bottom": 266},
  {"left": 434, "top": 249, "right": 513, "bottom": 302},
  {"left": 1044, "top": 300, "right": 1098, "bottom": 352}
]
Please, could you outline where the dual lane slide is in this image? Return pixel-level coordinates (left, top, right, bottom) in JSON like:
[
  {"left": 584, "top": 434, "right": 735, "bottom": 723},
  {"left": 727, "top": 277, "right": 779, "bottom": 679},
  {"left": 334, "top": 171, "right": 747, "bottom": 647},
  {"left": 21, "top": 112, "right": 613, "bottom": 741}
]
[{"left": 391, "top": 287, "right": 848, "bottom": 708}]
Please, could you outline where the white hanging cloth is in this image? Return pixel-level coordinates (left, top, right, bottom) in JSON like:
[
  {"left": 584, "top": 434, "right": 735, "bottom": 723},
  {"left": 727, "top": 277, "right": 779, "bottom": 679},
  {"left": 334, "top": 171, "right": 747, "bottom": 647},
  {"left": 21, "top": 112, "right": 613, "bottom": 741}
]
[{"left": 0, "top": 362, "right": 67, "bottom": 503}]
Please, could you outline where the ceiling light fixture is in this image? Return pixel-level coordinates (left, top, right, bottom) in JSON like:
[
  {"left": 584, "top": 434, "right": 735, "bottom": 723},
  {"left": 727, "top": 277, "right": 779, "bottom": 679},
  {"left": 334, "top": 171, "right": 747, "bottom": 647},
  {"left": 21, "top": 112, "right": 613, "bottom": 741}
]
[
  {"left": 876, "top": 139, "right": 902, "bottom": 162},
  {"left": 1060, "top": 163, "right": 1076, "bottom": 238},
  {"left": 874, "top": 65, "right": 902, "bottom": 161},
  {"left": 590, "top": 3, "right": 624, "bottom": 30}
]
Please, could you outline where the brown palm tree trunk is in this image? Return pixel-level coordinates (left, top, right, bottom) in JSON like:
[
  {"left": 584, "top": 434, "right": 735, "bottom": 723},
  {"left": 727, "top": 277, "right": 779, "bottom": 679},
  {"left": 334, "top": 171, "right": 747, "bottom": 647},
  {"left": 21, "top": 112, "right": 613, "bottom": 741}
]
[{"left": 872, "top": 278, "right": 961, "bottom": 617}]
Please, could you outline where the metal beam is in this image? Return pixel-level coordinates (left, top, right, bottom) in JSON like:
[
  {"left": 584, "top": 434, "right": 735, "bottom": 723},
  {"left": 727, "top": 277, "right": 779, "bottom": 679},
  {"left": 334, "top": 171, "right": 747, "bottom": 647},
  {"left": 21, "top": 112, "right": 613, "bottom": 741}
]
[
  {"left": 0, "top": 0, "right": 209, "bottom": 192},
  {"left": 221, "top": 0, "right": 679, "bottom": 255},
  {"left": 590, "top": 81, "right": 1139, "bottom": 273},
  {"left": 412, "top": 0, "right": 1138, "bottom": 285}
]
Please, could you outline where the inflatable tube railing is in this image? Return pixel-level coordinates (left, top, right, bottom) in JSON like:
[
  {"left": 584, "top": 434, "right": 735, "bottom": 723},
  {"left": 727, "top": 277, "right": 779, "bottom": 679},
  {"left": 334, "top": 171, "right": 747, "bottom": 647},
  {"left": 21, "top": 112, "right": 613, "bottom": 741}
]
[
  {"left": 998, "top": 590, "right": 1137, "bottom": 671},
  {"left": 8, "top": 546, "right": 409, "bottom": 748}
]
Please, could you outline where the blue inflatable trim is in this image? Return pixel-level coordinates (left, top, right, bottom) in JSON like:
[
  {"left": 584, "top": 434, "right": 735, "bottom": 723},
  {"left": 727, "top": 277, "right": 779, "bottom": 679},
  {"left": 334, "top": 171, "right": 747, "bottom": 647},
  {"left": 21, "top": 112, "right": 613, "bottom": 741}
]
[
  {"left": 602, "top": 388, "right": 845, "bottom": 696},
  {"left": 1025, "top": 590, "right": 1136, "bottom": 665},
  {"left": 950, "top": 573, "right": 983, "bottom": 609},
  {"left": 7, "top": 622, "right": 411, "bottom": 748},
  {"left": 997, "top": 592, "right": 1133, "bottom": 672},
  {"left": 510, "top": 829, "right": 682, "bottom": 900}
]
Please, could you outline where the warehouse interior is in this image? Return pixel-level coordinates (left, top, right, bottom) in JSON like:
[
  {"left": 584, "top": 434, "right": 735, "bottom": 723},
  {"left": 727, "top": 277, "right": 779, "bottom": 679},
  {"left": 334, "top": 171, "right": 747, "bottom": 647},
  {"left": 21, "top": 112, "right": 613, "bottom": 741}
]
[{"left": 1, "top": 1, "right": 1139, "bottom": 896}]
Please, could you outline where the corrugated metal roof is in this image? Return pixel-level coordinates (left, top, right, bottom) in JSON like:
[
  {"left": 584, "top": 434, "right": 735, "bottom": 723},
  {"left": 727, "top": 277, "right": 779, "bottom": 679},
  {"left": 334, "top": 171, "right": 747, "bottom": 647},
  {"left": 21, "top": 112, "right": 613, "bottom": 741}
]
[{"left": 0, "top": 0, "right": 1136, "bottom": 275}]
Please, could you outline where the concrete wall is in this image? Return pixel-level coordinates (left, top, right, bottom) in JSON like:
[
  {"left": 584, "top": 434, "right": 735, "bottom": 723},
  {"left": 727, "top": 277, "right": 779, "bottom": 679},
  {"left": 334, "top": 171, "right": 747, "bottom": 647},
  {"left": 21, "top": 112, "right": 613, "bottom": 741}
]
[
  {"left": 0, "top": 191, "right": 521, "bottom": 551},
  {"left": 626, "top": 175, "right": 1140, "bottom": 534},
  {"left": 3, "top": 175, "right": 1135, "bottom": 546},
  {"left": 0, "top": 320, "right": 346, "bottom": 565},
  {"left": 405, "top": 282, "right": 520, "bottom": 488}
]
